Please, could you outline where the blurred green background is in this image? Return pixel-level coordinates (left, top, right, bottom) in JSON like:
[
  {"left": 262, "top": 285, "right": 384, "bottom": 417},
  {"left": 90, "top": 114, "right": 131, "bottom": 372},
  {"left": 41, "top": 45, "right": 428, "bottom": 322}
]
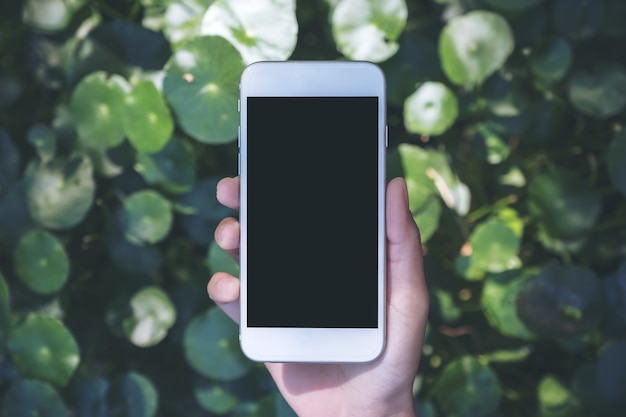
[{"left": 2, "top": 0, "right": 626, "bottom": 416}]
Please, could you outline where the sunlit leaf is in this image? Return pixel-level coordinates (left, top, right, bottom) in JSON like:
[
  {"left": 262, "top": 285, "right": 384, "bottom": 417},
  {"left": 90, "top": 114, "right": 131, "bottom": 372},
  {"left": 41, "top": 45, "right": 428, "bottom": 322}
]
[
  {"left": 123, "top": 80, "right": 173, "bottom": 154},
  {"left": 404, "top": 82, "right": 458, "bottom": 136},
  {"left": 135, "top": 136, "right": 196, "bottom": 194},
  {"left": 568, "top": 63, "right": 626, "bottom": 119},
  {"left": 1, "top": 380, "right": 68, "bottom": 417},
  {"left": 538, "top": 375, "right": 583, "bottom": 417},
  {"left": 331, "top": 0, "right": 407, "bottom": 63},
  {"left": 201, "top": 0, "right": 298, "bottom": 64},
  {"left": 434, "top": 356, "right": 501, "bottom": 417},
  {"left": 24, "top": 156, "right": 95, "bottom": 230},
  {"left": 410, "top": 194, "right": 441, "bottom": 243},
  {"left": 23, "top": 0, "right": 84, "bottom": 33},
  {"left": 7, "top": 315, "right": 80, "bottom": 387},
  {"left": 108, "top": 372, "right": 158, "bottom": 417},
  {"left": 184, "top": 307, "right": 251, "bottom": 381},
  {"left": 607, "top": 130, "right": 626, "bottom": 196},
  {"left": 482, "top": 270, "right": 535, "bottom": 340},
  {"left": 439, "top": 11, "right": 514, "bottom": 88},
  {"left": 14, "top": 229, "right": 69, "bottom": 295},
  {"left": 516, "top": 262, "right": 606, "bottom": 339},
  {"left": 164, "top": 0, "right": 216, "bottom": 44},
  {"left": 470, "top": 219, "right": 521, "bottom": 274},
  {"left": 530, "top": 37, "right": 573, "bottom": 83},
  {"left": 120, "top": 190, "right": 173, "bottom": 245},
  {"left": 163, "top": 36, "right": 243, "bottom": 144},
  {"left": 553, "top": 0, "right": 605, "bottom": 40},
  {"left": 71, "top": 72, "right": 129, "bottom": 148},
  {"left": 473, "top": 123, "right": 510, "bottom": 164},
  {"left": 122, "top": 287, "right": 177, "bottom": 347}
]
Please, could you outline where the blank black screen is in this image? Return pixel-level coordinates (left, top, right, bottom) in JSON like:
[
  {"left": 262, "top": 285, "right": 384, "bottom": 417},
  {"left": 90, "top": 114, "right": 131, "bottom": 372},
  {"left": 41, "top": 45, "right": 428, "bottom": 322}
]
[{"left": 246, "top": 97, "right": 379, "bottom": 328}]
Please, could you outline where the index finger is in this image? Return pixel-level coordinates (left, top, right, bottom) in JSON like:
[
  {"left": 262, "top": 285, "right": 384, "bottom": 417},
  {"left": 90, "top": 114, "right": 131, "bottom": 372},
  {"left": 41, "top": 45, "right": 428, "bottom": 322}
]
[{"left": 216, "top": 177, "right": 240, "bottom": 210}]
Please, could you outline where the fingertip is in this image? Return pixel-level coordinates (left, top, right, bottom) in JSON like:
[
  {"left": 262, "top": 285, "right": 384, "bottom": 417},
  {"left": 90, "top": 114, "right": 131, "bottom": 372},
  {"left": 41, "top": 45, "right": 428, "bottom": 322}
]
[
  {"left": 217, "top": 177, "right": 240, "bottom": 210},
  {"left": 208, "top": 272, "right": 240, "bottom": 304}
]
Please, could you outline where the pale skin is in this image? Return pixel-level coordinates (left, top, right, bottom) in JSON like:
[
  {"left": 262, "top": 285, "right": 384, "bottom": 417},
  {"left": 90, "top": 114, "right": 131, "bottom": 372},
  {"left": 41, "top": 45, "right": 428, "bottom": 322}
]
[{"left": 208, "top": 176, "right": 429, "bottom": 417}]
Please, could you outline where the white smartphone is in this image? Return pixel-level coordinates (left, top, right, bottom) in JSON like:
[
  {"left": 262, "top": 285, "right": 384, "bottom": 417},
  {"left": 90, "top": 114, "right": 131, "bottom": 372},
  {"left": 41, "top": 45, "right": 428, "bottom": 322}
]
[{"left": 239, "top": 61, "right": 386, "bottom": 362}]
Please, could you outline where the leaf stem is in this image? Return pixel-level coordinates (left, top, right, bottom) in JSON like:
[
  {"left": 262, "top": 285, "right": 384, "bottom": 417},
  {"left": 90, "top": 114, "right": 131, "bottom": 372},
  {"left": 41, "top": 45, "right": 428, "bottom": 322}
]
[{"left": 466, "top": 194, "right": 518, "bottom": 223}]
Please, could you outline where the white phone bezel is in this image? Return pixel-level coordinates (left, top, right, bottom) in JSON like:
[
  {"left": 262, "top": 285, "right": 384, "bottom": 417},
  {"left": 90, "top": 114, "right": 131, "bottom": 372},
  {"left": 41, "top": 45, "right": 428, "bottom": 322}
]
[{"left": 239, "top": 61, "right": 387, "bottom": 363}]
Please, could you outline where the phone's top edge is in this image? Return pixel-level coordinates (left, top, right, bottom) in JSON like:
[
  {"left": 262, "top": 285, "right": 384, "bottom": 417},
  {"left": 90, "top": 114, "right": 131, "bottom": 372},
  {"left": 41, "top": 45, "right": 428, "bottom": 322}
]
[{"left": 241, "top": 60, "right": 383, "bottom": 76}]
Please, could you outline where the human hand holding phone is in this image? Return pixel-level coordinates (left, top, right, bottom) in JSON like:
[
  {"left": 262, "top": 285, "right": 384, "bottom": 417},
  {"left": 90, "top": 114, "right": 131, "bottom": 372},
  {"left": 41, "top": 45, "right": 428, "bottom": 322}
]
[{"left": 208, "top": 176, "right": 429, "bottom": 417}]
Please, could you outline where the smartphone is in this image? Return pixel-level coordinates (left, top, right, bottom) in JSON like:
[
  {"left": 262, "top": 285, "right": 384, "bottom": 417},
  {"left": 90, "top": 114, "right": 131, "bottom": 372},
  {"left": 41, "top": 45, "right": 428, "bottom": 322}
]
[{"left": 239, "top": 61, "right": 386, "bottom": 362}]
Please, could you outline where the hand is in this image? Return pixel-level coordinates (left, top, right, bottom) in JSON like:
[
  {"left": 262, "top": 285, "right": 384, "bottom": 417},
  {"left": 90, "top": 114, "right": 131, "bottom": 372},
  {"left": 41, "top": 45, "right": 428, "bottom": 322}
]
[{"left": 208, "top": 176, "right": 429, "bottom": 417}]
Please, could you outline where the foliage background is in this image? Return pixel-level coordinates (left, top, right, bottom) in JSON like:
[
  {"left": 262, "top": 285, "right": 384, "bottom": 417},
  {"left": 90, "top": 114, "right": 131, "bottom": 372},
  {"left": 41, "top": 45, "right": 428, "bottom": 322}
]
[{"left": 1, "top": 0, "right": 626, "bottom": 416}]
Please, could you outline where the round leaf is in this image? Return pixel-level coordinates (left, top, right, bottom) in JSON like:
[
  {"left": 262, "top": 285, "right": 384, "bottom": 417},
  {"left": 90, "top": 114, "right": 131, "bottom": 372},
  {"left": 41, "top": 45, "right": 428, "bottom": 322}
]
[
  {"left": 108, "top": 372, "right": 158, "bottom": 417},
  {"left": 568, "top": 63, "right": 626, "bottom": 119},
  {"left": 135, "top": 136, "right": 196, "bottom": 194},
  {"left": 71, "top": 376, "right": 109, "bottom": 417},
  {"left": 201, "top": 0, "right": 298, "bottom": 64},
  {"left": 404, "top": 82, "right": 458, "bottom": 136},
  {"left": 331, "top": 0, "right": 408, "bottom": 63},
  {"left": 2, "top": 380, "right": 68, "bottom": 417},
  {"left": 23, "top": 0, "right": 84, "bottom": 33},
  {"left": 409, "top": 193, "right": 441, "bottom": 243},
  {"left": 608, "top": 130, "right": 626, "bottom": 196},
  {"left": 164, "top": 0, "right": 217, "bottom": 44},
  {"left": 482, "top": 271, "right": 535, "bottom": 340},
  {"left": 538, "top": 375, "right": 583, "bottom": 417},
  {"left": 71, "top": 72, "right": 130, "bottom": 148},
  {"left": 123, "top": 80, "right": 173, "bottom": 154},
  {"left": 120, "top": 190, "right": 173, "bottom": 245},
  {"left": 24, "top": 156, "right": 95, "bottom": 230},
  {"left": 553, "top": 0, "right": 604, "bottom": 40},
  {"left": 27, "top": 124, "right": 56, "bottom": 163},
  {"left": 163, "top": 36, "right": 243, "bottom": 144},
  {"left": 516, "top": 262, "right": 606, "bottom": 339},
  {"left": 528, "top": 168, "right": 602, "bottom": 240},
  {"left": 194, "top": 380, "right": 238, "bottom": 414},
  {"left": 439, "top": 11, "right": 514, "bottom": 88},
  {"left": 530, "top": 38, "right": 573, "bottom": 83},
  {"left": 470, "top": 219, "right": 521, "bottom": 275},
  {"left": 14, "top": 229, "right": 69, "bottom": 295},
  {"left": 434, "top": 356, "right": 501, "bottom": 417},
  {"left": 184, "top": 307, "right": 251, "bottom": 381},
  {"left": 122, "top": 286, "right": 177, "bottom": 347},
  {"left": 207, "top": 240, "right": 240, "bottom": 277},
  {"left": 7, "top": 315, "right": 80, "bottom": 387}
]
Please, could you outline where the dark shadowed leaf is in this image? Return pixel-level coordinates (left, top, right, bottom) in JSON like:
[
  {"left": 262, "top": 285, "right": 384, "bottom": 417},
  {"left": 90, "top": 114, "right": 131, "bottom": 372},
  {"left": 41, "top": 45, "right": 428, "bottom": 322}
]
[
  {"left": 331, "top": 0, "right": 407, "bottom": 63},
  {"left": 122, "top": 286, "right": 177, "bottom": 347},
  {"left": 594, "top": 341, "right": 626, "bottom": 408},
  {"left": 7, "top": 315, "right": 80, "bottom": 387},
  {"left": 106, "top": 218, "right": 163, "bottom": 273},
  {"left": 201, "top": 0, "right": 298, "bottom": 64},
  {"left": 135, "top": 136, "right": 196, "bottom": 194},
  {"left": 530, "top": 37, "right": 573, "bottom": 83},
  {"left": 163, "top": 36, "right": 243, "bottom": 144},
  {"left": 184, "top": 307, "right": 251, "bottom": 381},
  {"left": 14, "top": 229, "right": 69, "bottom": 295},
  {"left": 24, "top": 156, "right": 95, "bottom": 230},
  {"left": 404, "top": 82, "right": 458, "bottom": 136},
  {"left": 482, "top": 0, "right": 542, "bottom": 12},
  {"left": 2, "top": 380, "right": 68, "bottom": 417},
  {"left": 607, "top": 130, "right": 626, "bottom": 196},
  {"left": 439, "top": 11, "right": 514, "bottom": 88},
  {"left": 71, "top": 376, "right": 109, "bottom": 417},
  {"left": 194, "top": 379, "right": 239, "bottom": 414},
  {"left": 553, "top": 0, "right": 604, "bottom": 40},
  {"left": 27, "top": 124, "right": 56, "bottom": 163},
  {"left": 107, "top": 372, "right": 158, "bottom": 417},
  {"left": 0, "top": 272, "right": 10, "bottom": 337},
  {"left": 568, "top": 63, "right": 626, "bottom": 119},
  {"left": 434, "top": 356, "right": 501, "bottom": 417},
  {"left": 0, "top": 129, "right": 20, "bottom": 199}
]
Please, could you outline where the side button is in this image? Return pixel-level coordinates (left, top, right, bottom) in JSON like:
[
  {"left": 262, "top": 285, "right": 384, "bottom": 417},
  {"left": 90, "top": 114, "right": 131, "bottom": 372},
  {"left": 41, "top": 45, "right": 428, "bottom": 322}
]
[
  {"left": 238, "top": 99, "right": 240, "bottom": 112},
  {"left": 385, "top": 125, "right": 389, "bottom": 148},
  {"left": 238, "top": 153, "right": 241, "bottom": 175}
]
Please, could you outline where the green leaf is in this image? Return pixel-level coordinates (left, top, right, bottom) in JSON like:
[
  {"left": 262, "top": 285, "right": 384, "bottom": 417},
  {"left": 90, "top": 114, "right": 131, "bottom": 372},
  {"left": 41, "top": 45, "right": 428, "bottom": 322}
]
[
  {"left": 163, "top": 36, "right": 243, "bottom": 144},
  {"left": 184, "top": 307, "right": 251, "bottom": 381},
  {"left": 404, "top": 82, "right": 458, "bottom": 136},
  {"left": 553, "top": 0, "right": 605, "bottom": 40},
  {"left": 528, "top": 168, "right": 602, "bottom": 240},
  {"left": 594, "top": 340, "right": 626, "bottom": 407},
  {"left": 568, "top": 63, "right": 626, "bottom": 119},
  {"left": 530, "top": 38, "right": 573, "bottom": 83},
  {"left": 24, "top": 156, "right": 95, "bottom": 230},
  {"left": 608, "top": 130, "right": 626, "bottom": 196},
  {"left": 7, "top": 315, "right": 80, "bottom": 387},
  {"left": 164, "top": 0, "right": 216, "bottom": 44},
  {"left": 482, "top": 0, "right": 543, "bottom": 12},
  {"left": 135, "top": 136, "right": 196, "bottom": 194},
  {"left": 516, "top": 262, "right": 606, "bottom": 339},
  {"left": 207, "top": 240, "right": 239, "bottom": 277},
  {"left": 194, "top": 380, "right": 239, "bottom": 414},
  {"left": 27, "top": 124, "right": 56, "bottom": 163},
  {"left": 482, "top": 270, "right": 535, "bottom": 339},
  {"left": 0, "top": 272, "right": 11, "bottom": 337},
  {"left": 439, "top": 11, "right": 514, "bottom": 88},
  {"left": 106, "top": 219, "right": 163, "bottom": 273},
  {"left": 469, "top": 219, "right": 521, "bottom": 275},
  {"left": 71, "top": 376, "right": 109, "bottom": 417},
  {"left": 473, "top": 123, "right": 510, "bottom": 164},
  {"left": 434, "top": 356, "right": 501, "bottom": 417},
  {"left": 122, "top": 80, "right": 173, "bottom": 154},
  {"left": 108, "top": 372, "right": 158, "bottom": 417},
  {"left": 433, "top": 288, "right": 461, "bottom": 323},
  {"left": 331, "top": 0, "right": 408, "bottom": 63},
  {"left": 71, "top": 72, "right": 130, "bottom": 148},
  {"left": 201, "top": 0, "right": 298, "bottom": 64},
  {"left": 538, "top": 375, "right": 583, "bottom": 417},
  {"left": 14, "top": 229, "right": 69, "bottom": 295},
  {"left": 410, "top": 193, "right": 441, "bottom": 243},
  {"left": 120, "top": 190, "right": 173, "bottom": 245},
  {"left": 122, "top": 286, "right": 177, "bottom": 347},
  {"left": 22, "top": 0, "right": 84, "bottom": 33},
  {"left": 2, "top": 380, "right": 68, "bottom": 417}
]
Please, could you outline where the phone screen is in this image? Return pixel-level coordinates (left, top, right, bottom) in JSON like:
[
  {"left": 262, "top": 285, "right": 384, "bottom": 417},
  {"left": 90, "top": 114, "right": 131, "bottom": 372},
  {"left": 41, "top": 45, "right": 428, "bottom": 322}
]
[{"left": 246, "top": 96, "right": 380, "bottom": 328}]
